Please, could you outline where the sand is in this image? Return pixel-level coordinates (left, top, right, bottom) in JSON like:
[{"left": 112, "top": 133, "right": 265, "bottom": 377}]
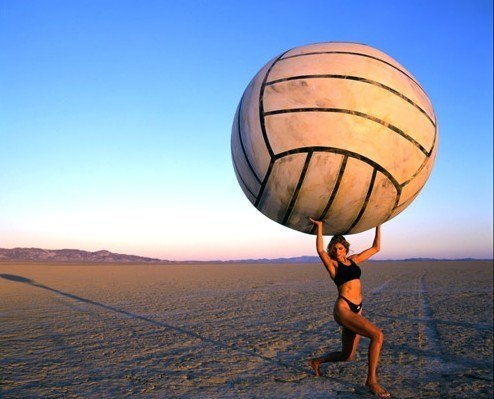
[{"left": 1, "top": 261, "right": 492, "bottom": 398}]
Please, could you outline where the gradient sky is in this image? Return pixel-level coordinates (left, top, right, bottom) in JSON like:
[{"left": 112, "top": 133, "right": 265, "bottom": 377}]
[{"left": 1, "top": 0, "right": 492, "bottom": 260}]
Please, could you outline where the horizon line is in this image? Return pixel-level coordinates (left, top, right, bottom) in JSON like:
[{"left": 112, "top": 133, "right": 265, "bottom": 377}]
[{"left": 0, "top": 247, "right": 492, "bottom": 264}]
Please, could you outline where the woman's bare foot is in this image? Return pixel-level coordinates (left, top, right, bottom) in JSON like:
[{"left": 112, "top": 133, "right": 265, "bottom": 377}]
[
  {"left": 308, "top": 359, "right": 320, "bottom": 377},
  {"left": 365, "top": 381, "right": 390, "bottom": 397}
]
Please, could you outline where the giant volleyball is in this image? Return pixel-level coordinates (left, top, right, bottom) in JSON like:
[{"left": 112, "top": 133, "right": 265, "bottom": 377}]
[{"left": 231, "top": 42, "right": 438, "bottom": 235}]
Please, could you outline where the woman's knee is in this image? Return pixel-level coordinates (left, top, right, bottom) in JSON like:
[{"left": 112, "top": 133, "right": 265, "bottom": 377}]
[
  {"left": 372, "top": 328, "right": 384, "bottom": 343},
  {"left": 369, "top": 327, "right": 384, "bottom": 343}
]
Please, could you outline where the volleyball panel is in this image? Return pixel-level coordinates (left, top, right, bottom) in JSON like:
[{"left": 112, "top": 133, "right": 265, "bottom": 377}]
[
  {"left": 268, "top": 53, "right": 434, "bottom": 121},
  {"left": 232, "top": 160, "right": 256, "bottom": 204},
  {"left": 265, "top": 111, "right": 426, "bottom": 185},
  {"left": 285, "top": 151, "right": 346, "bottom": 233},
  {"left": 280, "top": 42, "right": 409, "bottom": 74},
  {"left": 348, "top": 171, "right": 398, "bottom": 234},
  {"left": 322, "top": 157, "right": 374, "bottom": 235},
  {"left": 240, "top": 57, "right": 278, "bottom": 181},
  {"left": 231, "top": 103, "right": 262, "bottom": 201},
  {"left": 264, "top": 77, "right": 435, "bottom": 151},
  {"left": 257, "top": 153, "right": 308, "bottom": 226}
]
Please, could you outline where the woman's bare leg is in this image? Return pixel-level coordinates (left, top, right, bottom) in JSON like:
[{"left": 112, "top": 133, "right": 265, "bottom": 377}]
[
  {"left": 336, "top": 309, "right": 389, "bottom": 397},
  {"left": 309, "top": 327, "right": 361, "bottom": 376}
]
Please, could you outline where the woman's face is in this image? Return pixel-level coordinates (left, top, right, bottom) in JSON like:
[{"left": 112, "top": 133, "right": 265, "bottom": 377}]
[{"left": 334, "top": 243, "right": 347, "bottom": 259}]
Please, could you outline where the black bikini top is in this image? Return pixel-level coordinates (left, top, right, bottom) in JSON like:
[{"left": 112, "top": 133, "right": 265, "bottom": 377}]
[{"left": 333, "top": 259, "right": 361, "bottom": 287}]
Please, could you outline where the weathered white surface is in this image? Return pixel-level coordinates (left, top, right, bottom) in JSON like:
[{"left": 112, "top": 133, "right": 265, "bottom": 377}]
[{"left": 231, "top": 42, "right": 437, "bottom": 235}]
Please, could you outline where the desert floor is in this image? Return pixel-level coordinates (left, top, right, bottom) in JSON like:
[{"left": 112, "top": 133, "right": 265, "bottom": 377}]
[{"left": 1, "top": 261, "right": 492, "bottom": 398}]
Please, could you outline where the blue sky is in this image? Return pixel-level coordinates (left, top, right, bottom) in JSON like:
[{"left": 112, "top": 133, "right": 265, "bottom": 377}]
[{"left": 1, "top": 0, "right": 492, "bottom": 260}]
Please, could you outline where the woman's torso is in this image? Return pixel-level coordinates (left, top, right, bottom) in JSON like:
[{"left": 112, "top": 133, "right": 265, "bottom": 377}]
[{"left": 334, "top": 259, "right": 363, "bottom": 304}]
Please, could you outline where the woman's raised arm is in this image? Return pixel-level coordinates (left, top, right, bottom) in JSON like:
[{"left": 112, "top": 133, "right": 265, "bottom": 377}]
[
  {"left": 309, "top": 217, "right": 337, "bottom": 280},
  {"left": 349, "top": 225, "right": 381, "bottom": 264}
]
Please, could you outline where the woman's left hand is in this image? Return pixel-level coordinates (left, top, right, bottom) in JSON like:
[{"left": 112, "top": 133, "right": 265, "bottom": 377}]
[{"left": 308, "top": 217, "right": 323, "bottom": 226}]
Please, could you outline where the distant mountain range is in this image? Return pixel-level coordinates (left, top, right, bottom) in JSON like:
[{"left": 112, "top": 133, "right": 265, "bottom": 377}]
[
  {"left": 0, "top": 248, "right": 491, "bottom": 264},
  {"left": 0, "top": 248, "right": 166, "bottom": 263}
]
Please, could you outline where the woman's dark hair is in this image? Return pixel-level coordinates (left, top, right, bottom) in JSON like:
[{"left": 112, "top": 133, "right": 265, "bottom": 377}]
[{"left": 327, "top": 235, "right": 350, "bottom": 260}]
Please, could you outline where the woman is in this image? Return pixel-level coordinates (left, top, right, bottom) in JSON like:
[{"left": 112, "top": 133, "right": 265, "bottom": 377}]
[{"left": 308, "top": 218, "right": 390, "bottom": 398}]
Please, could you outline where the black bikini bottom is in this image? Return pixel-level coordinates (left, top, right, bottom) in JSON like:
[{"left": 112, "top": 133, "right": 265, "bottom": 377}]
[{"left": 338, "top": 295, "right": 362, "bottom": 313}]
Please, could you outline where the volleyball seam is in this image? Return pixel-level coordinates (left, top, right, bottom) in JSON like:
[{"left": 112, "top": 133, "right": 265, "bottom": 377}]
[
  {"left": 237, "top": 90, "right": 262, "bottom": 185},
  {"left": 282, "top": 150, "right": 313, "bottom": 226},
  {"left": 310, "top": 155, "right": 348, "bottom": 234},
  {"left": 345, "top": 168, "right": 378, "bottom": 234},
  {"left": 231, "top": 149, "right": 256, "bottom": 200},
  {"left": 258, "top": 52, "right": 290, "bottom": 159}
]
